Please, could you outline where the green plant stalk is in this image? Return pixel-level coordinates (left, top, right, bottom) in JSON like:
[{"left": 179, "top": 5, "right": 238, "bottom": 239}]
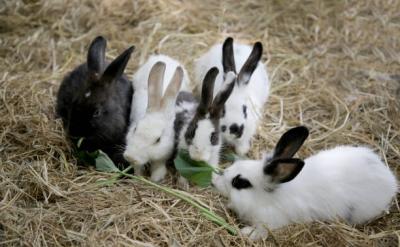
[
  {"left": 119, "top": 171, "right": 237, "bottom": 235},
  {"left": 96, "top": 166, "right": 133, "bottom": 186}
]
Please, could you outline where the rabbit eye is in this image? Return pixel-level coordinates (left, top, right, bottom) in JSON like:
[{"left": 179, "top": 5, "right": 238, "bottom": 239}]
[
  {"left": 210, "top": 131, "right": 218, "bottom": 145},
  {"left": 221, "top": 125, "right": 227, "bottom": 132},
  {"left": 93, "top": 109, "right": 101, "bottom": 118},
  {"left": 231, "top": 174, "right": 252, "bottom": 190},
  {"left": 154, "top": 137, "right": 161, "bottom": 144}
]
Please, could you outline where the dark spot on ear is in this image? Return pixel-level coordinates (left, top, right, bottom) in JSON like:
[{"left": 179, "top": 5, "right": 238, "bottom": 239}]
[
  {"left": 221, "top": 125, "right": 226, "bottom": 132},
  {"left": 210, "top": 131, "right": 219, "bottom": 145},
  {"left": 242, "top": 105, "right": 247, "bottom": 119},
  {"left": 231, "top": 174, "right": 252, "bottom": 190}
]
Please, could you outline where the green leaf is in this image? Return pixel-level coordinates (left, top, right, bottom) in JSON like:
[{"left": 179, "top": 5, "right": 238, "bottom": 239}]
[
  {"left": 75, "top": 149, "right": 99, "bottom": 166},
  {"left": 174, "top": 150, "right": 215, "bottom": 187},
  {"left": 95, "top": 150, "right": 120, "bottom": 173}
]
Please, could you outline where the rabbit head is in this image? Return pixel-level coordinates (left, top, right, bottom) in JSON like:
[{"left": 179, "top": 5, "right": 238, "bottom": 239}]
[
  {"left": 184, "top": 68, "right": 235, "bottom": 164},
  {"left": 57, "top": 36, "right": 134, "bottom": 156},
  {"left": 213, "top": 126, "right": 309, "bottom": 196},
  {"left": 124, "top": 62, "right": 183, "bottom": 165}
]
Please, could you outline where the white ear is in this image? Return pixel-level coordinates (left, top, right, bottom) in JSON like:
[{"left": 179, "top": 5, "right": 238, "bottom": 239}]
[
  {"left": 160, "top": 66, "right": 183, "bottom": 109},
  {"left": 147, "top": 62, "right": 166, "bottom": 112}
]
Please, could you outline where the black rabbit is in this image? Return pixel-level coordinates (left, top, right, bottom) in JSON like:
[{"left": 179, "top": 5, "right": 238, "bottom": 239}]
[{"left": 56, "top": 36, "right": 134, "bottom": 167}]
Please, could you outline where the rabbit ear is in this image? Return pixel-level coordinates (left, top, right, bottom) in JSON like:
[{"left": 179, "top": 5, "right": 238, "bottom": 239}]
[
  {"left": 222, "top": 37, "right": 236, "bottom": 74},
  {"left": 87, "top": 36, "right": 107, "bottom": 78},
  {"left": 237, "top": 42, "right": 263, "bottom": 86},
  {"left": 101, "top": 46, "right": 134, "bottom": 84},
  {"left": 197, "top": 67, "right": 218, "bottom": 116},
  {"left": 273, "top": 126, "right": 309, "bottom": 159},
  {"left": 210, "top": 71, "right": 235, "bottom": 119},
  {"left": 264, "top": 158, "right": 304, "bottom": 183},
  {"left": 147, "top": 61, "right": 166, "bottom": 112},
  {"left": 160, "top": 66, "right": 183, "bottom": 109}
]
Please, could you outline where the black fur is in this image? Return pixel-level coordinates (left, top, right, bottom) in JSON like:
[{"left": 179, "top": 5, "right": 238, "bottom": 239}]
[
  {"left": 273, "top": 126, "right": 309, "bottom": 159},
  {"left": 222, "top": 37, "right": 236, "bottom": 74},
  {"left": 221, "top": 125, "right": 227, "bottom": 132},
  {"left": 56, "top": 36, "right": 134, "bottom": 168},
  {"left": 229, "top": 123, "right": 244, "bottom": 138},
  {"left": 210, "top": 131, "right": 218, "bottom": 145},
  {"left": 264, "top": 158, "right": 305, "bottom": 183},
  {"left": 237, "top": 42, "right": 263, "bottom": 85},
  {"left": 232, "top": 174, "right": 252, "bottom": 189},
  {"left": 242, "top": 105, "right": 247, "bottom": 119}
]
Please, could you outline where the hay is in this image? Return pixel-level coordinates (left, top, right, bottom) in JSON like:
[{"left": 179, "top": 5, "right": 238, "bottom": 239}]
[{"left": 0, "top": 0, "right": 399, "bottom": 246}]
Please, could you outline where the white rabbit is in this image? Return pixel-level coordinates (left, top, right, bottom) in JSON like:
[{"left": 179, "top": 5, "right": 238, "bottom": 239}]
[
  {"left": 174, "top": 68, "right": 236, "bottom": 169},
  {"left": 124, "top": 55, "right": 189, "bottom": 182},
  {"left": 194, "top": 37, "right": 270, "bottom": 155},
  {"left": 212, "top": 126, "right": 398, "bottom": 240}
]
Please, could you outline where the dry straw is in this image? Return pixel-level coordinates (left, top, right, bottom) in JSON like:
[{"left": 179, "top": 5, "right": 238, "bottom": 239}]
[{"left": 0, "top": 0, "right": 399, "bottom": 246}]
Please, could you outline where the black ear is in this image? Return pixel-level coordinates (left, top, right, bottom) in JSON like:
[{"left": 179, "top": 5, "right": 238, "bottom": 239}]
[
  {"left": 273, "top": 126, "right": 309, "bottom": 159},
  {"left": 210, "top": 73, "right": 235, "bottom": 119},
  {"left": 101, "top": 46, "right": 135, "bottom": 84},
  {"left": 87, "top": 36, "right": 107, "bottom": 77},
  {"left": 264, "top": 158, "right": 304, "bottom": 183},
  {"left": 237, "top": 42, "right": 263, "bottom": 85},
  {"left": 198, "top": 67, "right": 218, "bottom": 115},
  {"left": 222, "top": 37, "right": 236, "bottom": 74}
]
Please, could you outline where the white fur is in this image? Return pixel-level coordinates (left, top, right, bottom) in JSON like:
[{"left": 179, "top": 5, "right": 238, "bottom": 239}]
[
  {"left": 194, "top": 42, "right": 270, "bottom": 155},
  {"left": 129, "top": 55, "right": 190, "bottom": 124},
  {"left": 124, "top": 55, "right": 189, "bottom": 182},
  {"left": 213, "top": 146, "right": 398, "bottom": 240},
  {"left": 178, "top": 118, "right": 221, "bottom": 168}
]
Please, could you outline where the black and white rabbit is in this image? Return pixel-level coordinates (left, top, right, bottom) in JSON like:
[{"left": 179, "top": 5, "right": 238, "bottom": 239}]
[
  {"left": 56, "top": 36, "right": 134, "bottom": 167},
  {"left": 195, "top": 38, "right": 270, "bottom": 156},
  {"left": 174, "top": 68, "right": 236, "bottom": 168},
  {"left": 212, "top": 126, "right": 398, "bottom": 240}
]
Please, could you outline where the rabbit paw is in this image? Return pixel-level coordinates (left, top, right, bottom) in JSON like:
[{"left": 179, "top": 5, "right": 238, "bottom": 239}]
[
  {"left": 150, "top": 163, "right": 167, "bottom": 182},
  {"left": 177, "top": 176, "right": 190, "bottom": 190}
]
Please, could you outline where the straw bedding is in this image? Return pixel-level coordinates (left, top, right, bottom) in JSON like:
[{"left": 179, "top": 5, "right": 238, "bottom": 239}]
[{"left": 0, "top": 0, "right": 399, "bottom": 246}]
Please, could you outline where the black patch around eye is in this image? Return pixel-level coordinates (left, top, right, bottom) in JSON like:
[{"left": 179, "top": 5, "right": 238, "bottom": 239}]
[
  {"left": 242, "top": 105, "right": 247, "bottom": 119},
  {"left": 222, "top": 106, "right": 226, "bottom": 117},
  {"left": 185, "top": 123, "right": 197, "bottom": 144},
  {"left": 210, "top": 131, "right": 218, "bottom": 145},
  {"left": 221, "top": 125, "right": 226, "bottom": 132},
  {"left": 231, "top": 174, "right": 252, "bottom": 190}
]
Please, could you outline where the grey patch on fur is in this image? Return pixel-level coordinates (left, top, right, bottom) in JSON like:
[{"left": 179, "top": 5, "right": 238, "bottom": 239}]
[
  {"left": 176, "top": 91, "right": 196, "bottom": 106},
  {"left": 166, "top": 93, "right": 198, "bottom": 170}
]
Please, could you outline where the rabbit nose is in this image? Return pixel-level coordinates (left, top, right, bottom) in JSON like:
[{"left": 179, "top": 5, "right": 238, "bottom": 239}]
[
  {"left": 123, "top": 153, "right": 137, "bottom": 164},
  {"left": 229, "top": 124, "right": 244, "bottom": 138}
]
